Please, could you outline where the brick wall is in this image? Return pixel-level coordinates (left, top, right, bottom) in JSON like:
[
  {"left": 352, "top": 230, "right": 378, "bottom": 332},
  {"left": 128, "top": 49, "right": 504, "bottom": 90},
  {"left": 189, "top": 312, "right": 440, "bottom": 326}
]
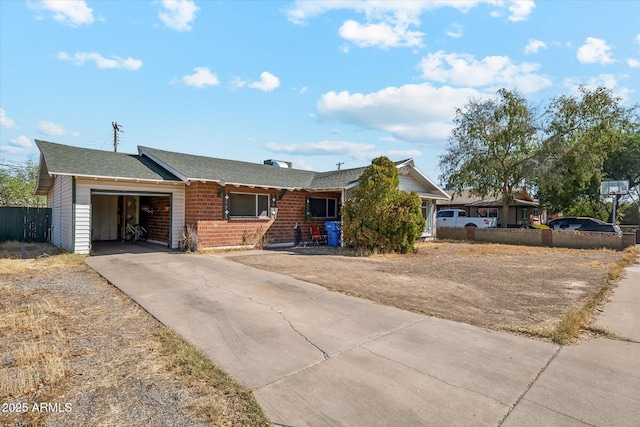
[
  {"left": 184, "top": 182, "right": 340, "bottom": 248},
  {"left": 140, "top": 196, "right": 170, "bottom": 243}
]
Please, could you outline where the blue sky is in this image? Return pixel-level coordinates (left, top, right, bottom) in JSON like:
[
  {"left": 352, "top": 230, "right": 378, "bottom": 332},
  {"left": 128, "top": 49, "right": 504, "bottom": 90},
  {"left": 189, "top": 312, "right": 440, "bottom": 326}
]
[{"left": 1, "top": 0, "right": 639, "bottom": 182}]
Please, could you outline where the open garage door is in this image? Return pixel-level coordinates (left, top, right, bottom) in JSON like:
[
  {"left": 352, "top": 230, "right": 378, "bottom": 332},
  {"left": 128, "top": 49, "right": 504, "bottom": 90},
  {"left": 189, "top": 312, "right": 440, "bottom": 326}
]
[{"left": 90, "top": 191, "right": 172, "bottom": 247}]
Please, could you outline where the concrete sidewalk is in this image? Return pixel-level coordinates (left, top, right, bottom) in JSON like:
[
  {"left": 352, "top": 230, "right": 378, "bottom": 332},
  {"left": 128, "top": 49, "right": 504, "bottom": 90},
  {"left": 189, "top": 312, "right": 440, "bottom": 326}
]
[
  {"left": 504, "top": 255, "right": 640, "bottom": 426},
  {"left": 86, "top": 252, "right": 640, "bottom": 426}
]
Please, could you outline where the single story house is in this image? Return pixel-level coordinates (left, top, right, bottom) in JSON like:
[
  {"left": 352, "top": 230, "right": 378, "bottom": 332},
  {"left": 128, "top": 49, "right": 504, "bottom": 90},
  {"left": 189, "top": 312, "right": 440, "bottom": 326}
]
[
  {"left": 35, "top": 140, "right": 450, "bottom": 254},
  {"left": 436, "top": 189, "right": 546, "bottom": 228}
]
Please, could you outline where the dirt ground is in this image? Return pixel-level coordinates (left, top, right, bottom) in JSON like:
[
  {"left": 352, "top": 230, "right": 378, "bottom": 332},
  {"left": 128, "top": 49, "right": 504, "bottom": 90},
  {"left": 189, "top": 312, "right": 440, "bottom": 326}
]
[{"left": 223, "top": 241, "right": 631, "bottom": 336}]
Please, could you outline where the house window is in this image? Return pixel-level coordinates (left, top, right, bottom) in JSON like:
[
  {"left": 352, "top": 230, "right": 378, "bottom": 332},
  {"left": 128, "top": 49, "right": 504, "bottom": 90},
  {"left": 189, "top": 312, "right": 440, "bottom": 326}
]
[
  {"left": 521, "top": 208, "right": 529, "bottom": 221},
  {"left": 229, "top": 193, "right": 269, "bottom": 217},
  {"left": 487, "top": 208, "right": 499, "bottom": 219},
  {"left": 309, "top": 197, "right": 337, "bottom": 218}
]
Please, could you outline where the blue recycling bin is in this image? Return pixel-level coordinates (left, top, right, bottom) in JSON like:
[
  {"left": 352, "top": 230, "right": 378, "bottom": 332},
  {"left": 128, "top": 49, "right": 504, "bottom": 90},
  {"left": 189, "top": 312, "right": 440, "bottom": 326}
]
[{"left": 325, "top": 221, "right": 341, "bottom": 247}]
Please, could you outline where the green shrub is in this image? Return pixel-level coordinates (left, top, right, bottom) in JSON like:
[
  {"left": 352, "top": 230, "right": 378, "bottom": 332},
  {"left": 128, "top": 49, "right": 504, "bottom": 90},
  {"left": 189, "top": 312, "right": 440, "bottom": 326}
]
[{"left": 343, "top": 157, "right": 425, "bottom": 254}]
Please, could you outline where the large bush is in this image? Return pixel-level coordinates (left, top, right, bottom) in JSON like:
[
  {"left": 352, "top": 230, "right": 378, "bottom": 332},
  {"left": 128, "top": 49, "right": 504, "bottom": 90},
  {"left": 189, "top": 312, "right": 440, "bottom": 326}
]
[{"left": 342, "top": 157, "right": 424, "bottom": 253}]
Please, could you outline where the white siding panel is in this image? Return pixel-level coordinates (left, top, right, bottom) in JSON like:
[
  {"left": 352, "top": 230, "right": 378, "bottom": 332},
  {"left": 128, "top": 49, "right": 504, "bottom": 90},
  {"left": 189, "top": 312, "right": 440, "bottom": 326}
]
[
  {"left": 48, "top": 176, "right": 73, "bottom": 252},
  {"left": 398, "top": 174, "right": 425, "bottom": 194},
  {"left": 75, "top": 179, "right": 185, "bottom": 253}
]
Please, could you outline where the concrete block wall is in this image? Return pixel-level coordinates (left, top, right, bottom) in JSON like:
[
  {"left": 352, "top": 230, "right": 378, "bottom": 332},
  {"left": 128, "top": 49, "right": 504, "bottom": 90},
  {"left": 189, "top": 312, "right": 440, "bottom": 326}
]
[{"left": 436, "top": 226, "right": 635, "bottom": 251}]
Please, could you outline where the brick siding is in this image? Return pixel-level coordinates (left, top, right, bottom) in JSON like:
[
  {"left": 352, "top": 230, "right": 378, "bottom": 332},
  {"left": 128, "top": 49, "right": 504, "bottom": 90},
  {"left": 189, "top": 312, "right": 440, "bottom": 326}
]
[
  {"left": 140, "top": 196, "right": 170, "bottom": 243},
  {"left": 183, "top": 182, "right": 340, "bottom": 248}
]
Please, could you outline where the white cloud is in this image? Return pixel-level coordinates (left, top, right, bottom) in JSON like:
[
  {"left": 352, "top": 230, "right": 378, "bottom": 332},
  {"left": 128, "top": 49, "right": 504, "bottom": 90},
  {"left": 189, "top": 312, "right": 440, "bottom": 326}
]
[
  {"left": 1, "top": 135, "right": 35, "bottom": 155},
  {"left": 562, "top": 74, "right": 634, "bottom": 104},
  {"left": 507, "top": 0, "right": 535, "bottom": 22},
  {"left": 36, "top": 121, "right": 79, "bottom": 137},
  {"left": 31, "top": 0, "right": 94, "bottom": 27},
  {"left": 10, "top": 135, "right": 32, "bottom": 149},
  {"left": 628, "top": 58, "right": 640, "bottom": 68},
  {"left": 286, "top": 1, "right": 533, "bottom": 26},
  {"left": 57, "top": 51, "right": 143, "bottom": 70},
  {"left": 338, "top": 19, "right": 423, "bottom": 49},
  {"left": 159, "top": 0, "right": 199, "bottom": 31},
  {"left": 418, "top": 50, "right": 552, "bottom": 94},
  {"left": 445, "top": 23, "right": 463, "bottom": 39},
  {"left": 248, "top": 72, "right": 281, "bottom": 92},
  {"left": 524, "top": 39, "right": 547, "bottom": 54},
  {"left": 635, "top": 34, "right": 640, "bottom": 45},
  {"left": 286, "top": 1, "right": 533, "bottom": 51},
  {"left": 0, "top": 109, "right": 18, "bottom": 128},
  {"left": 180, "top": 67, "right": 219, "bottom": 88},
  {"left": 317, "top": 83, "right": 484, "bottom": 143},
  {"left": 577, "top": 37, "right": 615, "bottom": 64}
]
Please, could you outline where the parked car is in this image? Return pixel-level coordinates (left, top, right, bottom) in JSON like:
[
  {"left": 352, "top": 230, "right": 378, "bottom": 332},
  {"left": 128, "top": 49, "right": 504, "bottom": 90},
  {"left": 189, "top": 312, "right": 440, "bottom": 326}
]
[
  {"left": 520, "top": 223, "right": 549, "bottom": 229},
  {"left": 436, "top": 209, "right": 498, "bottom": 228},
  {"left": 546, "top": 217, "right": 622, "bottom": 234}
]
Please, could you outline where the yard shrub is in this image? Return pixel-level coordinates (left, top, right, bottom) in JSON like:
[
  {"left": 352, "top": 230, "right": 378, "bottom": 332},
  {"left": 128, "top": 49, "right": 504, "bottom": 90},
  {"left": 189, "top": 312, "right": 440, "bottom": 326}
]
[{"left": 342, "top": 157, "right": 425, "bottom": 254}]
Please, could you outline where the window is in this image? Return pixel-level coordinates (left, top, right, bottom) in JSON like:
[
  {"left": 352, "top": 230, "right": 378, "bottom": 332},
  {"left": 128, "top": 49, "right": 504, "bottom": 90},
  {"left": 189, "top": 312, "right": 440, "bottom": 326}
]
[
  {"left": 437, "top": 210, "right": 454, "bottom": 218},
  {"left": 521, "top": 208, "right": 529, "bottom": 220},
  {"left": 309, "top": 197, "right": 337, "bottom": 218},
  {"left": 229, "top": 193, "right": 269, "bottom": 217},
  {"left": 487, "top": 208, "right": 499, "bottom": 218}
]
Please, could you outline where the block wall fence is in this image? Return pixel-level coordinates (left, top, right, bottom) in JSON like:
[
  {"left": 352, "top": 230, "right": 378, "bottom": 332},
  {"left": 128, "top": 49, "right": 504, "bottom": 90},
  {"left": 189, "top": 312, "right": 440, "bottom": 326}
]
[{"left": 436, "top": 226, "right": 636, "bottom": 251}]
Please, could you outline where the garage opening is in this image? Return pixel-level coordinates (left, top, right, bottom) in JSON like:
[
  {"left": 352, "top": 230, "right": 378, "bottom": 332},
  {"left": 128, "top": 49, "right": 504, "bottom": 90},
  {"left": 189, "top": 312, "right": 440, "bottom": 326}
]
[{"left": 91, "top": 192, "right": 171, "bottom": 248}]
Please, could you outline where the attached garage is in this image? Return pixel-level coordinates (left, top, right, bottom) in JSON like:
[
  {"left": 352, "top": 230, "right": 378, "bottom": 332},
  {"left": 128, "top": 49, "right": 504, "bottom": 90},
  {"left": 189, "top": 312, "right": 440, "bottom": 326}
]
[
  {"left": 90, "top": 192, "right": 172, "bottom": 244},
  {"left": 35, "top": 140, "right": 185, "bottom": 254}
]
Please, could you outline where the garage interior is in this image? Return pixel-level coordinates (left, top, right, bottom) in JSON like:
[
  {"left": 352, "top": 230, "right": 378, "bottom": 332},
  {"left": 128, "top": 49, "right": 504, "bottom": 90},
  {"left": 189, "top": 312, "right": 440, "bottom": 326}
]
[{"left": 91, "top": 193, "right": 171, "bottom": 247}]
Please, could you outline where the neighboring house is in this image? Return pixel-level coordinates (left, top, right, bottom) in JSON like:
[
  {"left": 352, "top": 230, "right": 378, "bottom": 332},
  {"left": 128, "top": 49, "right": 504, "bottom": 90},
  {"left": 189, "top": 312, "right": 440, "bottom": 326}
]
[
  {"left": 436, "top": 189, "right": 546, "bottom": 228},
  {"left": 35, "top": 140, "right": 450, "bottom": 254}
]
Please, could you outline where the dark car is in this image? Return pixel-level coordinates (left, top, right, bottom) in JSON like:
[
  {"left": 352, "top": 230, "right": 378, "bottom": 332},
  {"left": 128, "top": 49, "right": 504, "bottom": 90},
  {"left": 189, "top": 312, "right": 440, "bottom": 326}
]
[{"left": 546, "top": 217, "right": 622, "bottom": 234}]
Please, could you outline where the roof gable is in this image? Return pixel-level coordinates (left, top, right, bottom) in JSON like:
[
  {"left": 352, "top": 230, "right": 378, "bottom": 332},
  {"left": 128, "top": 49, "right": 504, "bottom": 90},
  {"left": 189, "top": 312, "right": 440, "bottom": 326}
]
[{"left": 35, "top": 140, "right": 180, "bottom": 194}]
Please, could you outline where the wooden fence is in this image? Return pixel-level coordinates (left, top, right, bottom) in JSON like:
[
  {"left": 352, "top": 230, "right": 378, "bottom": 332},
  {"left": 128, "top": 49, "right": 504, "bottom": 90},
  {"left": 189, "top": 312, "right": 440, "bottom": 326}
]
[{"left": 0, "top": 207, "right": 52, "bottom": 242}]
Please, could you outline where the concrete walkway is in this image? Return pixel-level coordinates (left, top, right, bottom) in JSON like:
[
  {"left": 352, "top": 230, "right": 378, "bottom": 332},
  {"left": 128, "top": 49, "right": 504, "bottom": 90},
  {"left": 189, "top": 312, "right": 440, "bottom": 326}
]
[{"left": 86, "top": 252, "right": 640, "bottom": 426}]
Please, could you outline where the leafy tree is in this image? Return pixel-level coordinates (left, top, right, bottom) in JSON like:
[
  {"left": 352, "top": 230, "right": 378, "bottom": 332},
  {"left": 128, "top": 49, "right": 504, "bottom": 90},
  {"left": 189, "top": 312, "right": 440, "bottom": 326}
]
[
  {"left": 602, "top": 131, "right": 640, "bottom": 222},
  {"left": 439, "top": 88, "right": 541, "bottom": 227},
  {"left": 535, "top": 86, "right": 638, "bottom": 216},
  {"left": 342, "top": 156, "right": 424, "bottom": 253},
  {"left": 0, "top": 160, "right": 46, "bottom": 207},
  {"left": 440, "top": 86, "right": 638, "bottom": 225}
]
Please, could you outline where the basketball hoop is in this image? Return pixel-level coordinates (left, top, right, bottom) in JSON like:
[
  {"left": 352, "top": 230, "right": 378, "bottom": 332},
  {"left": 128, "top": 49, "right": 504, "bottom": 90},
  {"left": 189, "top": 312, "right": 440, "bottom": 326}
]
[
  {"left": 600, "top": 180, "right": 629, "bottom": 196},
  {"left": 601, "top": 180, "right": 629, "bottom": 224}
]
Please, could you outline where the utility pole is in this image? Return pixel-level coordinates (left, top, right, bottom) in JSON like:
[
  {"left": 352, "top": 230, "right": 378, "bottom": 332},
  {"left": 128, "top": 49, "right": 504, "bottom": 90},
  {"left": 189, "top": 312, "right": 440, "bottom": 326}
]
[
  {"left": 336, "top": 162, "right": 344, "bottom": 170},
  {"left": 112, "top": 122, "right": 123, "bottom": 152}
]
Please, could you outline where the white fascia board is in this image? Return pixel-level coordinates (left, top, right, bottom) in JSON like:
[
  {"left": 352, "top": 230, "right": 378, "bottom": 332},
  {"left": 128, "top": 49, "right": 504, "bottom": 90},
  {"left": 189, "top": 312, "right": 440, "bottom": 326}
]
[
  {"left": 404, "top": 164, "right": 450, "bottom": 200},
  {"left": 44, "top": 171, "right": 176, "bottom": 184},
  {"left": 138, "top": 147, "right": 189, "bottom": 182}
]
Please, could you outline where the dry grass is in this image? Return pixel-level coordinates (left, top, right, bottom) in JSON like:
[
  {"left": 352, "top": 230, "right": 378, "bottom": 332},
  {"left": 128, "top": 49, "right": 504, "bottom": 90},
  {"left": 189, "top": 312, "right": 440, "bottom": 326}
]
[
  {"left": 551, "top": 246, "right": 639, "bottom": 344},
  {"left": 0, "top": 284, "right": 68, "bottom": 398},
  {"left": 1, "top": 252, "right": 269, "bottom": 426},
  {"left": 227, "top": 241, "right": 638, "bottom": 344},
  {"left": 155, "top": 327, "right": 270, "bottom": 426}
]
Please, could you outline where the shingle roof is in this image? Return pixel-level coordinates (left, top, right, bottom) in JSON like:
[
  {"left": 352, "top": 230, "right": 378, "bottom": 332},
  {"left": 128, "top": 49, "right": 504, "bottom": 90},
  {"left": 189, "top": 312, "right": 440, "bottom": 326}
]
[
  {"left": 35, "top": 141, "right": 447, "bottom": 198},
  {"left": 139, "top": 146, "right": 368, "bottom": 190},
  {"left": 36, "top": 140, "right": 180, "bottom": 181}
]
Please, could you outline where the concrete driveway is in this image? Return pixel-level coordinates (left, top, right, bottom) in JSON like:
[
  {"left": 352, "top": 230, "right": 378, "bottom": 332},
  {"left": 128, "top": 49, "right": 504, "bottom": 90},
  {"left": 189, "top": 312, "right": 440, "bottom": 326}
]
[{"left": 86, "top": 251, "right": 640, "bottom": 426}]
